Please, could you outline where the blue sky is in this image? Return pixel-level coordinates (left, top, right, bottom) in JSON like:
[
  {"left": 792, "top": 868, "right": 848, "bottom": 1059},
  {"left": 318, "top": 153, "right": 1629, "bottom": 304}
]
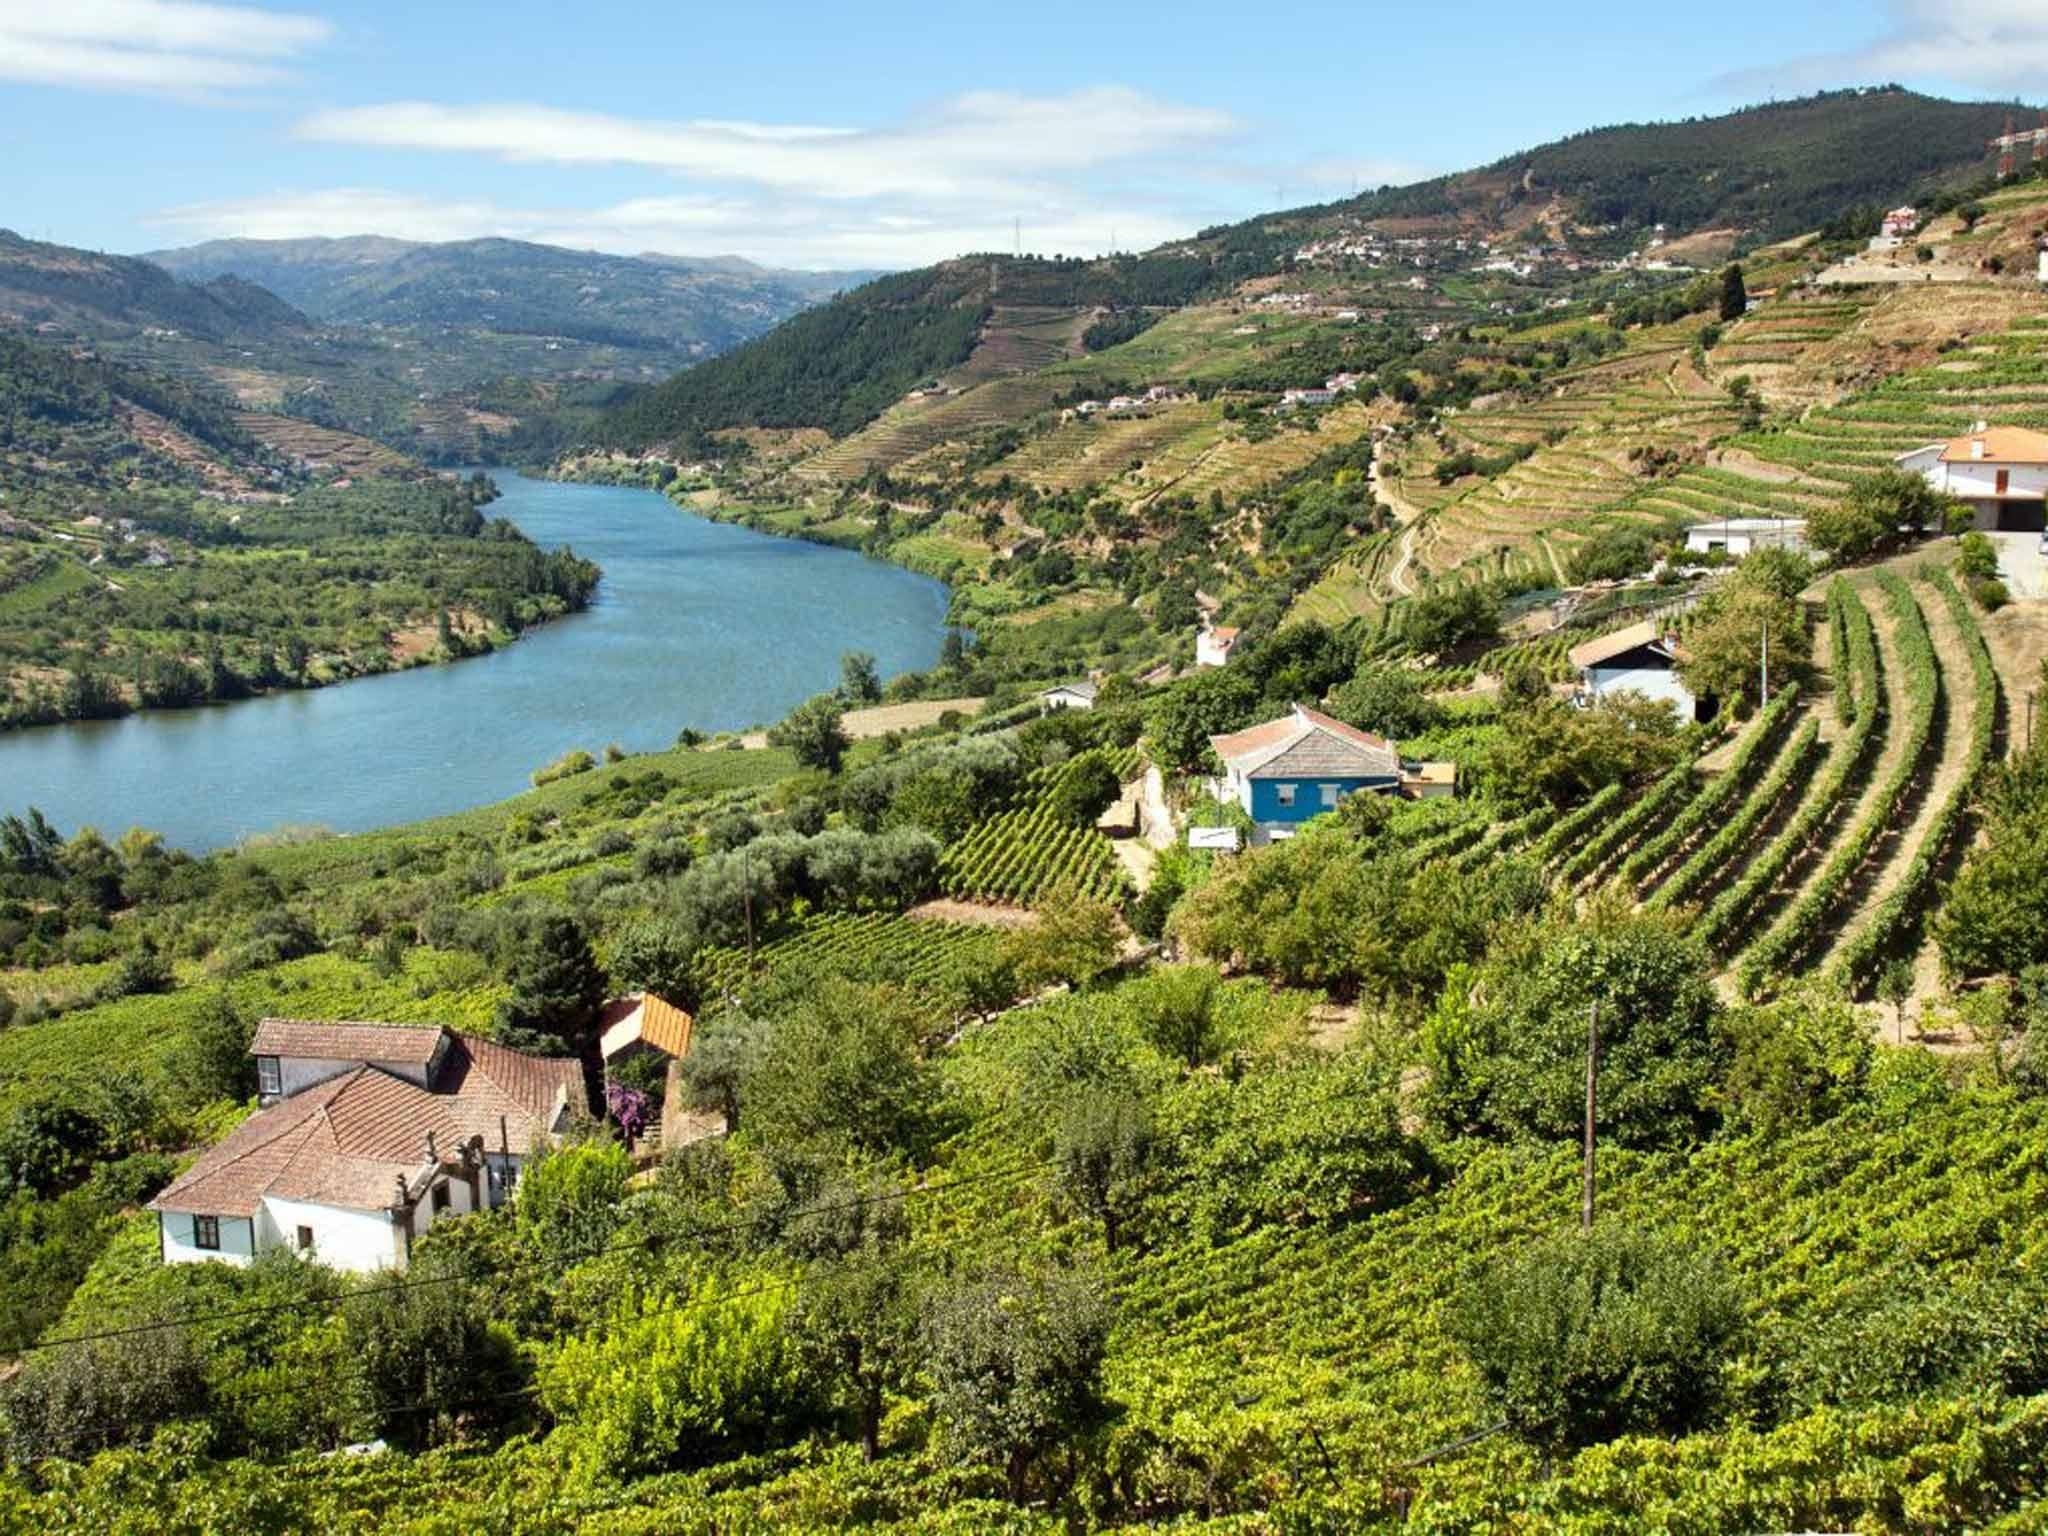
[{"left": 1, "top": 0, "right": 2043, "bottom": 270}]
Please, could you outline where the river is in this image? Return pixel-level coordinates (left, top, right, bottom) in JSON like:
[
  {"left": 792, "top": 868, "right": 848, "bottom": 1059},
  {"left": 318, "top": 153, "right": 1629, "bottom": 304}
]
[{"left": 0, "top": 472, "right": 951, "bottom": 850}]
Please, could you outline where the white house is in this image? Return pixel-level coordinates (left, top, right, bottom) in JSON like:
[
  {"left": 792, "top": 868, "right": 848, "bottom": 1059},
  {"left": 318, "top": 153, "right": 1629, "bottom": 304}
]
[
  {"left": 1039, "top": 680, "right": 1099, "bottom": 712},
  {"left": 1568, "top": 621, "right": 1705, "bottom": 722},
  {"left": 1195, "top": 624, "right": 1241, "bottom": 668},
  {"left": 1882, "top": 206, "right": 1918, "bottom": 239},
  {"left": 1685, "top": 518, "right": 1809, "bottom": 558},
  {"left": 1894, "top": 426, "right": 2048, "bottom": 532},
  {"left": 151, "top": 1020, "right": 587, "bottom": 1274}
]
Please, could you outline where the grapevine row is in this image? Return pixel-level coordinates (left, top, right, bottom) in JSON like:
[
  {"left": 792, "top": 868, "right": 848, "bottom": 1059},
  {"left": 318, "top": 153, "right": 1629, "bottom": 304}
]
[
  {"left": 1646, "top": 717, "right": 1824, "bottom": 913},
  {"left": 1557, "top": 758, "right": 1700, "bottom": 885},
  {"left": 1825, "top": 569, "right": 2000, "bottom": 994},
  {"left": 1736, "top": 574, "right": 1940, "bottom": 992},
  {"left": 1696, "top": 580, "right": 1880, "bottom": 953}
]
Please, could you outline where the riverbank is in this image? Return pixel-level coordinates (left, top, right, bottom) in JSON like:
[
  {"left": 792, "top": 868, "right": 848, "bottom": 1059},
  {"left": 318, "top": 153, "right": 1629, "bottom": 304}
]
[{"left": 0, "top": 472, "right": 951, "bottom": 849}]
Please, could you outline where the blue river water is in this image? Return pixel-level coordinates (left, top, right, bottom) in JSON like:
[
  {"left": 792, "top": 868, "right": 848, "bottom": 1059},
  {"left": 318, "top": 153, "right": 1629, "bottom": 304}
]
[{"left": 0, "top": 471, "right": 950, "bottom": 849}]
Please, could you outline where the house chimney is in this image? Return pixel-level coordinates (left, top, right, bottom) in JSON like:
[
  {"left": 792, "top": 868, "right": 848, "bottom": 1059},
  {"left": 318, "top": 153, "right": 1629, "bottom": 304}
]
[
  {"left": 424, "top": 1129, "right": 438, "bottom": 1163},
  {"left": 1972, "top": 437, "right": 1986, "bottom": 459}
]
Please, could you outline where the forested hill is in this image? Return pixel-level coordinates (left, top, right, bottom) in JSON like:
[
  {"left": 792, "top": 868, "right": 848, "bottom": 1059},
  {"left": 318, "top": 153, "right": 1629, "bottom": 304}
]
[
  {"left": 0, "top": 230, "right": 308, "bottom": 342},
  {"left": 1234, "top": 88, "right": 2027, "bottom": 244},
  {"left": 145, "top": 236, "right": 877, "bottom": 355},
  {"left": 0, "top": 332, "right": 254, "bottom": 458}
]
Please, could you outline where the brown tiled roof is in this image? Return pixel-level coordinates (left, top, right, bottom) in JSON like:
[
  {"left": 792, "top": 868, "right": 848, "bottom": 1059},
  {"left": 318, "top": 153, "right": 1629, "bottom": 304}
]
[
  {"left": 1568, "top": 621, "right": 1678, "bottom": 671},
  {"left": 1938, "top": 426, "right": 2048, "bottom": 464},
  {"left": 599, "top": 994, "right": 695, "bottom": 1060},
  {"left": 249, "top": 1018, "right": 444, "bottom": 1065},
  {"left": 152, "top": 1034, "right": 585, "bottom": 1219},
  {"left": 1210, "top": 704, "right": 1399, "bottom": 780}
]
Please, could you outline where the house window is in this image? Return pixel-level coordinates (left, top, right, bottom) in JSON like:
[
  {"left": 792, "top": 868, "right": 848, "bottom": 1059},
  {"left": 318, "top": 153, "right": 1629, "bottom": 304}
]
[
  {"left": 1320, "top": 784, "right": 1341, "bottom": 808},
  {"left": 256, "top": 1056, "right": 281, "bottom": 1096},
  {"left": 431, "top": 1181, "right": 451, "bottom": 1214},
  {"left": 193, "top": 1215, "right": 220, "bottom": 1251},
  {"left": 1275, "top": 784, "right": 1296, "bottom": 807},
  {"left": 296, "top": 1225, "right": 314, "bottom": 1253}
]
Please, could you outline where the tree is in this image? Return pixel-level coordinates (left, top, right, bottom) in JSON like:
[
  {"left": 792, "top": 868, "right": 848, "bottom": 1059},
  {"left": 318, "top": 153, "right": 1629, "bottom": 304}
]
[
  {"left": 1717, "top": 262, "right": 1748, "bottom": 321},
  {"left": 1878, "top": 959, "right": 1915, "bottom": 1044},
  {"left": 924, "top": 1267, "right": 1115, "bottom": 1504},
  {"left": 1483, "top": 694, "right": 1685, "bottom": 811},
  {"left": 839, "top": 651, "right": 882, "bottom": 704},
  {"left": 176, "top": 991, "right": 255, "bottom": 1103},
  {"left": 608, "top": 918, "right": 700, "bottom": 1003},
  {"left": 495, "top": 911, "right": 607, "bottom": 1061},
  {"left": 1124, "top": 963, "right": 1224, "bottom": 1070},
  {"left": 342, "top": 1254, "right": 528, "bottom": 1451},
  {"left": 1144, "top": 667, "right": 1258, "bottom": 775},
  {"left": 1399, "top": 582, "right": 1500, "bottom": 656},
  {"left": 1677, "top": 579, "right": 1809, "bottom": 716},
  {"left": 679, "top": 1008, "right": 770, "bottom": 1134},
  {"left": 1809, "top": 470, "right": 1949, "bottom": 563},
  {"left": 743, "top": 980, "right": 937, "bottom": 1157},
  {"left": 1050, "top": 755, "right": 1122, "bottom": 828},
  {"left": 1717, "top": 985, "right": 1873, "bottom": 1135},
  {"left": 1051, "top": 1086, "right": 1154, "bottom": 1252},
  {"left": 515, "top": 1138, "right": 633, "bottom": 1266},
  {"left": 1004, "top": 884, "right": 1124, "bottom": 993},
  {"left": 1450, "top": 1226, "right": 1747, "bottom": 1452},
  {"left": 768, "top": 694, "right": 851, "bottom": 775},
  {"left": 1329, "top": 663, "right": 1437, "bottom": 739},
  {"left": 1424, "top": 896, "right": 1725, "bottom": 1149}
]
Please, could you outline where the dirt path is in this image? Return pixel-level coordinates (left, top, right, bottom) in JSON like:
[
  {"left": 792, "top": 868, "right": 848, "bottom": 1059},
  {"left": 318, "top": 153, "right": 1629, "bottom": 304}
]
[
  {"left": 1810, "top": 577, "right": 1972, "bottom": 985},
  {"left": 737, "top": 696, "right": 985, "bottom": 748},
  {"left": 1387, "top": 521, "right": 1422, "bottom": 598}
]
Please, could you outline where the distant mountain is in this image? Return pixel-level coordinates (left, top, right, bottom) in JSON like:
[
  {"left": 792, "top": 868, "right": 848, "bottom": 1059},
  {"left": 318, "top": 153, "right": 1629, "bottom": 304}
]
[
  {"left": 145, "top": 236, "right": 878, "bottom": 357},
  {"left": 0, "top": 229, "right": 309, "bottom": 342}
]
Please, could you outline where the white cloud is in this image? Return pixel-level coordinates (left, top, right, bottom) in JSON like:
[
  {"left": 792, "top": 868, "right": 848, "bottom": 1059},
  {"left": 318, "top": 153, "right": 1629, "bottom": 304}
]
[
  {"left": 146, "top": 186, "right": 1202, "bottom": 270},
  {"left": 0, "top": 0, "right": 330, "bottom": 93},
  {"left": 293, "top": 87, "right": 1241, "bottom": 204},
  {"left": 1720, "top": 0, "right": 2048, "bottom": 94}
]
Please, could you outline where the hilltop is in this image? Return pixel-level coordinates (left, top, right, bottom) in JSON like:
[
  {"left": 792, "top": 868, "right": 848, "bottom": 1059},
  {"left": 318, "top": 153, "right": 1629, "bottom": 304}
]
[{"left": 0, "top": 229, "right": 308, "bottom": 343}]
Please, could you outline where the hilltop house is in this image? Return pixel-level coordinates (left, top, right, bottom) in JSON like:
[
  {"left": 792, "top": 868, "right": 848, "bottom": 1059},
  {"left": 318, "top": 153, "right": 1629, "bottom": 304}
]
[
  {"left": 150, "top": 1020, "right": 587, "bottom": 1274},
  {"left": 1568, "top": 621, "right": 1705, "bottom": 722},
  {"left": 1209, "top": 704, "right": 1453, "bottom": 841},
  {"left": 1195, "top": 624, "right": 1240, "bottom": 668},
  {"left": 1894, "top": 426, "right": 2048, "bottom": 532}
]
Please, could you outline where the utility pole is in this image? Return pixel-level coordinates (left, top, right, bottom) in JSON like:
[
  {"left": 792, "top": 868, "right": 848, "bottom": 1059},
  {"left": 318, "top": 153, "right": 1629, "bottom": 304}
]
[
  {"left": 742, "top": 844, "right": 755, "bottom": 972},
  {"left": 1760, "top": 619, "right": 1770, "bottom": 710},
  {"left": 1581, "top": 1000, "right": 1599, "bottom": 1232}
]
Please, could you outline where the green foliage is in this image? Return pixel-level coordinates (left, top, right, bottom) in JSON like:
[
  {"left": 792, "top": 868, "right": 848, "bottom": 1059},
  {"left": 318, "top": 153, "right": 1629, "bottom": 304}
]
[
  {"left": 1807, "top": 469, "right": 1950, "bottom": 562},
  {"left": 1451, "top": 1226, "right": 1748, "bottom": 1451},
  {"left": 1717, "top": 263, "right": 1749, "bottom": 322},
  {"left": 1936, "top": 740, "right": 2048, "bottom": 980},
  {"left": 1425, "top": 897, "right": 1725, "bottom": 1148},
  {"left": 1002, "top": 883, "right": 1124, "bottom": 993},
  {"left": 341, "top": 1254, "right": 528, "bottom": 1451},
  {"left": 1717, "top": 986, "right": 1874, "bottom": 1136},
  {"left": 767, "top": 694, "right": 851, "bottom": 775},
  {"left": 1328, "top": 663, "right": 1438, "bottom": 739},
  {"left": 514, "top": 1139, "right": 633, "bottom": 1266},
  {"left": 494, "top": 911, "right": 605, "bottom": 1058}
]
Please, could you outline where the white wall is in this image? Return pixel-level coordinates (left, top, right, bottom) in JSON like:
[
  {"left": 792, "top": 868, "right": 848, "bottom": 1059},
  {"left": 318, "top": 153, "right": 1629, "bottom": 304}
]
[
  {"left": 1936, "top": 461, "right": 2048, "bottom": 501},
  {"left": 269, "top": 1052, "right": 432, "bottom": 1100},
  {"left": 258, "top": 1196, "right": 406, "bottom": 1274},
  {"left": 159, "top": 1211, "right": 257, "bottom": 1267},
  {"left": 1589, "top": 665, "right": 1695, "bottom": 719}
]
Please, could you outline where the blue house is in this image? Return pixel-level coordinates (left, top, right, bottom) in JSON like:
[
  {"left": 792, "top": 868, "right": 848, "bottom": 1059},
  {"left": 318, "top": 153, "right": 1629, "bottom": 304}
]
[{"left": 1209, "top": 704, "right": 1409, "bottom": 838}]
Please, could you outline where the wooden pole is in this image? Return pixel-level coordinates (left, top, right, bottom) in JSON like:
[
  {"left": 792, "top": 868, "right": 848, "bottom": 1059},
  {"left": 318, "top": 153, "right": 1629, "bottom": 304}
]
[
  {"left": 1582, "top": 1000, "right": 1599, "bottom": 1232},
  {"left": 743, "top": 844, "right": 755, "bottom": 970}
]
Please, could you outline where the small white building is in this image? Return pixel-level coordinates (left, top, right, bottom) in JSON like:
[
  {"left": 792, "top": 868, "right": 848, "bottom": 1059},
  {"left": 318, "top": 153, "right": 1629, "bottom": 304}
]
[
  {"left": 1881, "top": 206, "right": 1918, "bottom": 239},
  {"left": 1568, "top": 621, "right": 1705, "bottom": 722},
  {"left": 151, "top": 1020, "right": 586, "bottom": 1274},
  {"left": 1685, "top": 518, "right": 1809, "bottom": 557},
  {"left": 1195, "top": 624, "right": 1241, "bottom": 668},
  {"left": 1039, "top": 680, "right": 1099, "bottom": 712},
  {"left": 1894, "top": 426, "right": 2048, "bottom": 532}
]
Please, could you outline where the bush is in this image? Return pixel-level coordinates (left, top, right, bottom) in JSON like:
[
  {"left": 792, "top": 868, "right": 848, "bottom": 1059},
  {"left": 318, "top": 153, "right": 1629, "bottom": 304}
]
[
  {"left": 1049, "top": 755, "right": 1121, "bottom": 828},
  {"left": 1328, "top": 664, "right": 1438, "bottom": 739},
  {"left": 532, "top": 749, "right": 597, "bottom": 787},
  {"left": 1450, "top": 1226, "right": 1747, "bottom": 1451},
  {"left": 1972, "top": 577, "right": 2010, "bottom": 611}
]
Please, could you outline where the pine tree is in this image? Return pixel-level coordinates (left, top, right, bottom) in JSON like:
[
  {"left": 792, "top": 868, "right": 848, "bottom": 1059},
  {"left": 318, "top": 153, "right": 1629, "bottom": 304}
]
[{"left": 1718, "top": 263, "right": 1748, "bottom": 322}]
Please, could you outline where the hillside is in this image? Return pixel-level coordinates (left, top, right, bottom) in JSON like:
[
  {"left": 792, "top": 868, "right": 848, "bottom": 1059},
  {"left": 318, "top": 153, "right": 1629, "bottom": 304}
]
[
  {"left": 1236, "top": 87, "right": 2029, "bottom": 246},
  {"left": 0, "top": 230, "right": 308, "bottom": 342},
  {"left": 146, "top": 236, "right": 873, "bottom": 356}
]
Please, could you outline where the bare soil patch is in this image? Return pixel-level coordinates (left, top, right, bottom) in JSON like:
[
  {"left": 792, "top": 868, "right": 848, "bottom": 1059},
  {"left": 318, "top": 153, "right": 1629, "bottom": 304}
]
[{"left": 907, "top": 899, "right": 1037, "bottom": 929}]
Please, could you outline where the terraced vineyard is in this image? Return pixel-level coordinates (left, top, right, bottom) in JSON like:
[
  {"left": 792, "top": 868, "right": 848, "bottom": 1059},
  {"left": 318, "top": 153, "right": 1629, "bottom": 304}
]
[
  {"left": 936, "top": 747, "right": 1140, "bottom": 905},
  {"left": 690, "top": 911, "right": 1002, "bottom": 997}
]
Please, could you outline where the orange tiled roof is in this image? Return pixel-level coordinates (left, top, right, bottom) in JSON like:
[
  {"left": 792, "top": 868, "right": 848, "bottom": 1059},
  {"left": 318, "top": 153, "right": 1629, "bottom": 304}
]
[
  {"left": 1939, "top": 426, "right": 2048, "bottom": 465},
  {"left": 599, "top": 994, "right": 695, "bottom": 1059},
  {"left": 250, "top": 1018, "right": 444, "bottom": 1065}
]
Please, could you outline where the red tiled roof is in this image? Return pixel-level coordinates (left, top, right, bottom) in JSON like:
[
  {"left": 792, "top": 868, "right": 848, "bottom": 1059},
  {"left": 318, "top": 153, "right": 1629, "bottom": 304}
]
[
  {"left": 250, "top": 1018, "right": 444, "bottom": 1065},
  {"left": 1938, "top": 426, "right": 2048, "bottom": 465},
  {"left": 1209, "top": 704, "right": 1399, "bottom": 780},
  {"left": 152, "top": 1034, "right": 585, "bottom": 1219}
]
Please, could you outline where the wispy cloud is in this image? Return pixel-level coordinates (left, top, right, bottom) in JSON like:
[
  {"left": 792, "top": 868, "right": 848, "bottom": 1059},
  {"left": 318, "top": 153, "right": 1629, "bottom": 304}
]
[
  {"left": 145, "top": 186, "right": 1203, "bottom": 270},
  {"left": 294, "top": 88, "right": 1241, "bottom": 205},
  {"left": 0, "top": 0, "right": 330, "bottom": 94},
  {"left": 1717, "top": 0, "right": 2048, "bottom": 95}
]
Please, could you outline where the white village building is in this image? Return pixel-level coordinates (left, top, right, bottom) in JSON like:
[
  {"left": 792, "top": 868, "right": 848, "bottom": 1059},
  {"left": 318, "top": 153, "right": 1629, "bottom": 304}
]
[
  {"left": 150, "top": 1020, "right": 587, "bottom": 1274},
  {"left": 1684, "top": 518, "right": 1810, "bottom": 558},
  {"left": 1195, "top": 624, "right": 1241, "bottom": 668},
  {"left": 1568, "top": 620, "right": 1706, "bottom": 723},
  {"left": 1038, "top": 680, "right": 1099, "bottom": 712},
  {"left": 1893, "top": 425, "right": 2048, "bottom": 532}
]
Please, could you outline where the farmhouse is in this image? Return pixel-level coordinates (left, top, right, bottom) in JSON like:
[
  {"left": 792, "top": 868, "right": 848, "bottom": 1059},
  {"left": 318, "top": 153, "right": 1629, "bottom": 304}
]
[
  {"left": 151, "top": 1020, "right": 587, "bottom": 1274},
  {"left": 1209, "top": 705, "right": 1454, "bottom": 839},
  {"left": 1568, "top": 620, "right": 1706, "bottom": 722},
  {"left": 1195, "top": 624, "right": 1241, "bottom": 668},
  {"left": 1684, "top": 518, "right": 1809, "bottom": 557},
  {"left": 1039, "top": 680, "right": 1099, "bottom": 712},
  {"left": 1894, "top": 426, "right": 2048, "bottom": 532}
]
